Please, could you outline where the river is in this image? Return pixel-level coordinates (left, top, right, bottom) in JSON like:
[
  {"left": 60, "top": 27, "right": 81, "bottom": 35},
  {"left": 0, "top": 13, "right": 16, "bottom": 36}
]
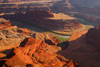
[
  {"left": 76, "top": 17, "right": 95, "bottom": 27},
  {"left": 11, "top": 17, "right": 96, "bottom": 39},
  {"left": 26, "top": 25, "right": 70, "bottom": 38}
]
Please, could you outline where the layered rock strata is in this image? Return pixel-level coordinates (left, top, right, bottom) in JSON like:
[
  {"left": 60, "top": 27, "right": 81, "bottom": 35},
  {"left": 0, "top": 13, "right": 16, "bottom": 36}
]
[
  {"left": 1, "top": 10, "right": 82, "bottom": 32},
  {"left": 0, "top": 18, "right": 79, "bottom": 67},
  {"left": 0, "top": 18, "right": 60, "bottom": 52},
  {"left": 75, "top": 13, "right": 100, "bottom": 24}
]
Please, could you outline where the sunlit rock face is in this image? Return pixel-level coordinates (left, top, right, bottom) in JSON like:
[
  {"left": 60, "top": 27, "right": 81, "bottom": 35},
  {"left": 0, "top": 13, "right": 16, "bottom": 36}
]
[
  {"left": 0, "top": 37, "right": 79, "bottom": 67},
  {"left": 0, "top": 18, "right": 79, "bottom": 67},
  {"left": 0, "top": 18, "right": 61, "bottom": 49}
]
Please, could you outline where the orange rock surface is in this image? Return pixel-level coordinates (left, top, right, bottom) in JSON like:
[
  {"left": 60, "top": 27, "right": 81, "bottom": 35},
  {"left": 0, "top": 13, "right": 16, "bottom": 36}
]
[
  {"left": 0, "top": 18, "right": 12, "bottom": 30},
  {"left": 0, "top": 18, "right": 59, "bottom": 59},
  {"left": 69, "top": 30, "right": 88, "bottom": 42},
  {"left": 0, "top": 16, "right": 79, "bottom": 67},
  {"left": 0, "top": 37, "right": 79, "bottom": 67}
]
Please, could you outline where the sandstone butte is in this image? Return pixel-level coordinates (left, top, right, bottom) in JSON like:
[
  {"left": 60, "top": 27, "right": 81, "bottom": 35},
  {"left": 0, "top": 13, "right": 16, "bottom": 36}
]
[
  {"left": 58, "top": 25, "right": 100, "bottom": 67},
  {"left": 1, "top": 9, "right": 82, "bottom": 32},
  {"left": 0, "top": 18, "right": 79, "bottom": 67}
]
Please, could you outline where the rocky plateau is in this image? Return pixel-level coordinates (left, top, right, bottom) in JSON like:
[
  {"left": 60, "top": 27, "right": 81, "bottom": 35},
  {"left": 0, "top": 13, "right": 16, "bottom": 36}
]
[
  {"left": 1, "top": 9, "right": 82, "bottom": 33},
  {"left": 50, "top": 0, "right": 100, "bottom": 24},
  {"left": 0, "top": 18, "right": 79, "bottom": 67},
  {"left": 0, "top": 0, "right": 100, "bottom": 67}
]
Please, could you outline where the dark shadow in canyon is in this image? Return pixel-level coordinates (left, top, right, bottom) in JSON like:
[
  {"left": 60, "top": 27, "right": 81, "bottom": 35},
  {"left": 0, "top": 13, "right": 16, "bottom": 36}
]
[
  {"left": 57, "top": 33, "right": 100, "bottom": 67},
  {"left": 57, "top": 41, "right": 69, "bottom": 50}
]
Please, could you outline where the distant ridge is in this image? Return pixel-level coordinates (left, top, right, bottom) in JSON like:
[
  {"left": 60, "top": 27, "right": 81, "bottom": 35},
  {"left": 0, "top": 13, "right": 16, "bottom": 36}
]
[{"left": 0, "top": 0, "right": 43, "bottom": 3}]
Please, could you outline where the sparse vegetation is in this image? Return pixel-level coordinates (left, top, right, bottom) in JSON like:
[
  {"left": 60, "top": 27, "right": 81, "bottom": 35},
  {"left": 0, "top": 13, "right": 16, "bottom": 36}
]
[
  {"left": 58, "top": 41, "right": 69, "bottom": 50},
  {"left": 86, "top": 25, "right": 92, "bottom": 30},
  {"left": 55, "top": 36, "right": 69, "bottom": 50},
  {"left": 70, "top": 14, "right": 75, "bottom": 17},
  {"left": 77, "top": 19, "right": 92, "bottom": 30},
  {"left": 11, "top": 20, "right": 72, "bottom": 36},
  {"left": 10, "top": 20, "right": 31, "bottom": 29},
  {"left": 77, "top": 19, "right": 90, "bottom": 25},
  {"left": 50, "top": 31, "right": 72, "bottom": 36},
  {"left": 11, "top": 20, "right": 70, "bottom": 50},
  {"left": 55, "top": 36, "right": 69, "bottom": 42}
]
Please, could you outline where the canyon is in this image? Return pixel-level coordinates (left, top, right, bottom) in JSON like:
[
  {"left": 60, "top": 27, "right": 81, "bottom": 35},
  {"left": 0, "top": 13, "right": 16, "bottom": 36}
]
[
  {"left": 0, "top": 18, "right": 79, "bottom": 67},
  {"left": 1, "top": 0, "right": 100, "bottom": 24},
  {"left": 50, "top": 0, "right": 100, "bottom": 24},
  {"left": 58, "top": 25, "right": 100, "bottom": 67},
  {"left": 0, "top": 0, "right": 100, "bottom": 67},
  {"left": 0, "top": 14, "right": 100, "bottom": 67},
  {"left": 1, "top": 0, "right": 100, "bottom": 14},
  {"left": 75, "top": 13, "right": 100, "bottom": 24},
  {"left": 1, "top": 10, "right": 84, "bottom": 34}
]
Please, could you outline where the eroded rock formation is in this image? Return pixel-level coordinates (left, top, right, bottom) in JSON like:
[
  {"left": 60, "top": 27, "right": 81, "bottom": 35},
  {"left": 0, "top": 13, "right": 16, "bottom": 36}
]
[
  {"left": 0, "top": 18, "right": 60, "bottom": 53},
  {"left": 1, "top": 10, "right": 82, "bottom": 32},
  {"left": 0, "top": 18, "right": 11, "bottom": 29},
  {"left": 0, "top": 37, "right": 79, "bottom": 67},
  {"left": 58, "top": 25, "right": 100, "bottom": 67},
  {"left": 0, "top": 18, "right": 79, "bottom": 67},
  {"left": 51, "top": 0, "right": 78, "bottom": 13}
]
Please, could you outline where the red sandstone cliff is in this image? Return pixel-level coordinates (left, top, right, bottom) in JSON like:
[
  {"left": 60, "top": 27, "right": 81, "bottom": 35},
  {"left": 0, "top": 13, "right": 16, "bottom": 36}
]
[
  {"left": 0, "top": 18, "right": 12, "bottom": 30},
  {"left": 58, "top": 25, "right": 100, "bottom": 67},
  {"left": 0, "top": 18, "right": 61, "bottom": 49},
  {"left": 0, "top": 18, "right": 79, "bottom": 67},
  {"left": 1, "top": 10, "right": 82, "bottom": 32},
  {"left": 0, "top": 37, "right": 79, "bottom": 67}
]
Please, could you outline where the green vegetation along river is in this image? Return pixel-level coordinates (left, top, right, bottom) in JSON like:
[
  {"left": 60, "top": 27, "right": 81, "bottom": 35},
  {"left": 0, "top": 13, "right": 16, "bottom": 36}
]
[{"left": 11, "top": 20, "right": 70, "bottom": 39}]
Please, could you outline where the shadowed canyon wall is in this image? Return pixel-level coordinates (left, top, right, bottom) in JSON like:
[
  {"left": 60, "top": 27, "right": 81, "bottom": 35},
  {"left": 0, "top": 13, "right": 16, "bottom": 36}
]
[{"left": 1, "top": 10, "right": 82, "bottom": 32}]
